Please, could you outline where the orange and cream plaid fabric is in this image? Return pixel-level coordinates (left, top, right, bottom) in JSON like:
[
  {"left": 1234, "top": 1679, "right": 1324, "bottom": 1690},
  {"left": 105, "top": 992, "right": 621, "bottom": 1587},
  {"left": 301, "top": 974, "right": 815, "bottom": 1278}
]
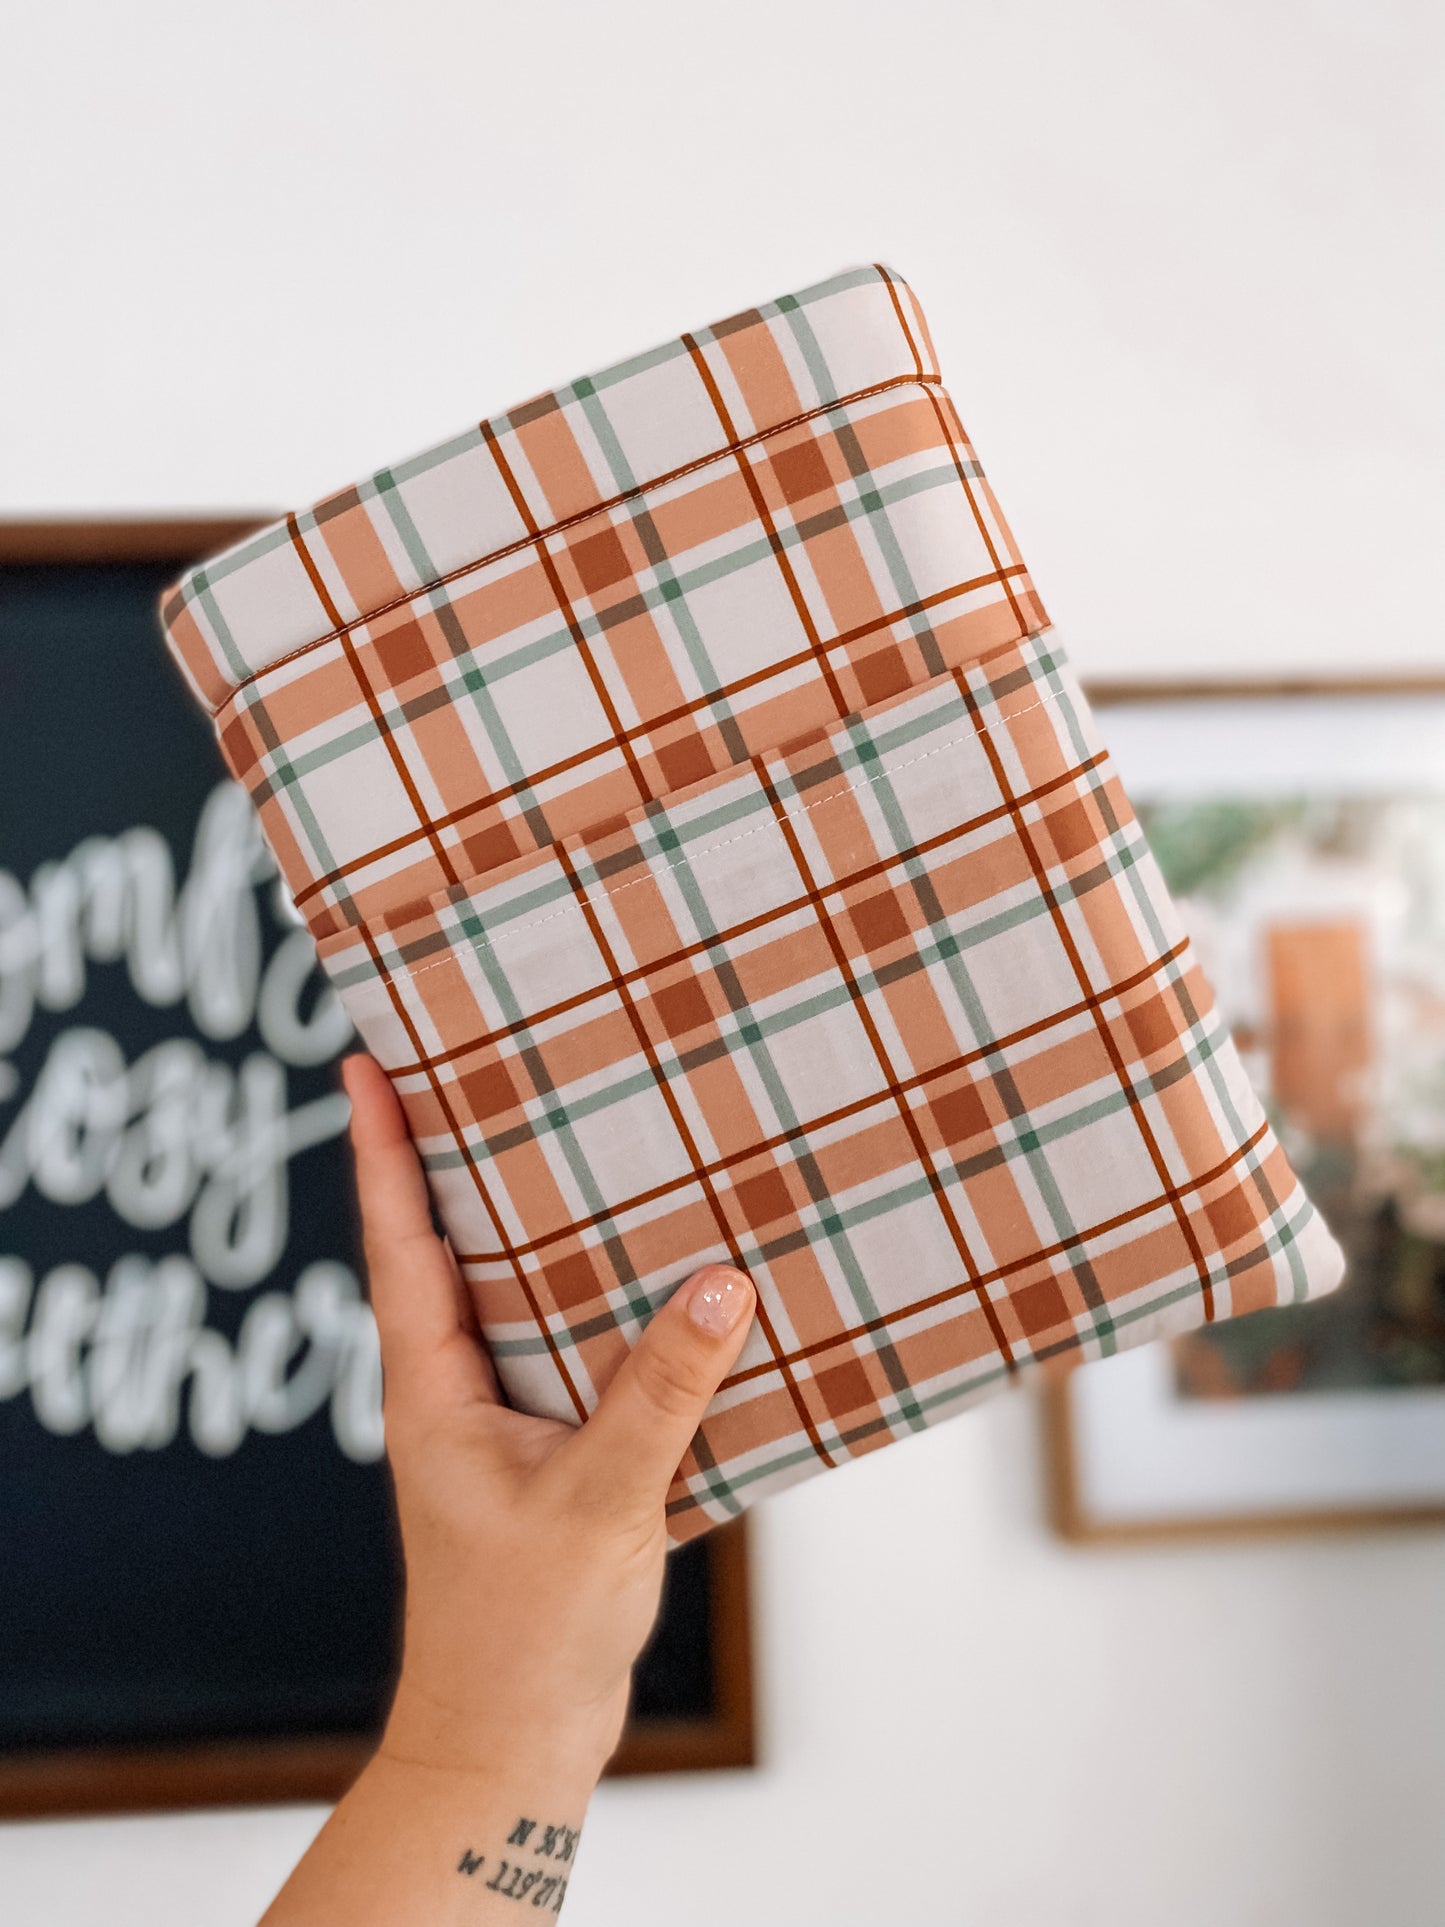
[{"left": 160, "top": 265, "right": 1343, "bottom": 1540}]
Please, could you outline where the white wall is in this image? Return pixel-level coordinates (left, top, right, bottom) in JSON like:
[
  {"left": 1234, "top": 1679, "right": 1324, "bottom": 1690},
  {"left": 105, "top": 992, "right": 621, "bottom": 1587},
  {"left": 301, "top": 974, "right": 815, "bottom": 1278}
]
[{"left": 2, "top": 3, "right": 1442, "bottom": 1923}]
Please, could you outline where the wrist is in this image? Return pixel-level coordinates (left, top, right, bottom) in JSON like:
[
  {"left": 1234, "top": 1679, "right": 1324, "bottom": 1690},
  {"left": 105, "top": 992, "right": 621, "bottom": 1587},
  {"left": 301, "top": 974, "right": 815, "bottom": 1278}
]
[
  {"left": 380, "top": 1667, "right": 621, "bottom": 1793},
  {"left": 281, "top": 1741, "right": 595, "bottom": 1926}
]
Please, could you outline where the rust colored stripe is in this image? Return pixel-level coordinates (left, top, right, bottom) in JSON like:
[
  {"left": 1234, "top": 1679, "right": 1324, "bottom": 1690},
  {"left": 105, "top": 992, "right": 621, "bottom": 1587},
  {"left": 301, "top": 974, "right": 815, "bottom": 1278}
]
[
  {"left": 755, "top": 762, "right": 1018, "bottom": 1376},
  {"left": 710, "top": 1119, "right": 1272, "bottom": 1390},
  {"left": 549, "top": 838, "right": 838, "bottom": 1469},
  {"left": 876, "top": 262, "right": 926, "bottom": 385},
  {"left": 357, "top": 920, "right": 590, "bottom": 1422},
  {"left": 203, "top": 372, "right": 942, "bottom": 719},
  {"left": 430, "top": 934, "right": 1194, "bottom": 1264},
  {"left": 682, "top": 333, "right": 851, "bottom": 723},
  {"left": 919, "top": 387, "right": 1030, "bottom": 640},
  {"left": 377, "top": 746, "right": 1113, "bottom": 1073},
  {"left": 478, "top": 421, "right": 653, "bottom": 815},
  {"left": 461, "top": 1113, "right": 1273, "bottom": 1391},
  {"left": 957, "top": 666, "right": 1218, "bottom": 1320},
  {"left": 286, "top": 564, "right": 1034, "bottom": 914},
  {"left": 287, "top": 513, "right": 461, "bottom": 895}
]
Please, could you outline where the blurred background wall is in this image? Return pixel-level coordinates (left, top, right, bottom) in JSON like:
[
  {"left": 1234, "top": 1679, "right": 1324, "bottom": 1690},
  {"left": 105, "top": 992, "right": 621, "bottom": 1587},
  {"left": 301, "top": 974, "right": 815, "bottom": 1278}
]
[{"left": 1, "top": 2, "right": 1441, "bottom": 1922}]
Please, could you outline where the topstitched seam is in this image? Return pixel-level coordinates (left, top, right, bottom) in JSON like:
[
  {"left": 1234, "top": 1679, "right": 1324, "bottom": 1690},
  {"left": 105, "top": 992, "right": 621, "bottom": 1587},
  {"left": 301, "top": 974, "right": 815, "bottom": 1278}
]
[{"left": 370, "top": 675, "right": 1074, "bottom": 979}]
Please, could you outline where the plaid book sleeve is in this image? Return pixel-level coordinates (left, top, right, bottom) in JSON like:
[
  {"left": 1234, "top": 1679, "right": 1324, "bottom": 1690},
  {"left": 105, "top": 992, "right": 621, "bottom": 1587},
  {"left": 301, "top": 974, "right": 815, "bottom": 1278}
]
[{"left": 159, "top": 264, "right": 1344, "bottom": 1541}]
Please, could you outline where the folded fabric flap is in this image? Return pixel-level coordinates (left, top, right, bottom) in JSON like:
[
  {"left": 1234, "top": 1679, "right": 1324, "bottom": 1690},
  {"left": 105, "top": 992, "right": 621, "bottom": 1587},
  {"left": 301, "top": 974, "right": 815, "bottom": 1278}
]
[
  {"left": 159, "top": 265, "right": 954, "bottom": 714},
  {"left": 183, "top": 282, "right": 1047, "bottom": 946},
  {"left": 319, "top": 632, "right": 1345, "bottom": 1542}
]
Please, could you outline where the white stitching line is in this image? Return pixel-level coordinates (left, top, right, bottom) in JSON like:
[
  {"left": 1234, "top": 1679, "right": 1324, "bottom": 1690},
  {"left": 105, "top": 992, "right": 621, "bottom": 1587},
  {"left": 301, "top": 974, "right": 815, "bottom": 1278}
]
[{"left": 368, "top": 677, "right": 1072, "bottom": 981}]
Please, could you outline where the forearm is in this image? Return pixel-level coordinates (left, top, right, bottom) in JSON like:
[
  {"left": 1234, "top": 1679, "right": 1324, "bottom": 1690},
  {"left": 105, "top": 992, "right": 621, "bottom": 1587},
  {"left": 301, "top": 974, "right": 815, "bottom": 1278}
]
[{"left": 260, "top": 1747, "right": 597, "bottom": 1924}]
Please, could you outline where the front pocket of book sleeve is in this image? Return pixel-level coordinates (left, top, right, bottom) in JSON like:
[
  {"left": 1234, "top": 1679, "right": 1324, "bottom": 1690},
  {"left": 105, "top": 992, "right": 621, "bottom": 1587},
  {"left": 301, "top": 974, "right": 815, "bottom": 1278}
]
[{"left": 316, "top": 631, "right": 1343, "bottom": 1541}]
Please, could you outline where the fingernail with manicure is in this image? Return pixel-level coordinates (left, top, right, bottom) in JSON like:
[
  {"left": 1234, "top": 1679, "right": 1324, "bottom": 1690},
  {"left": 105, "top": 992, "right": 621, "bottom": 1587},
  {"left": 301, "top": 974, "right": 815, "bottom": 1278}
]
[{"left": 685, "top": 1266, "right": 753, "bottom": 1336}]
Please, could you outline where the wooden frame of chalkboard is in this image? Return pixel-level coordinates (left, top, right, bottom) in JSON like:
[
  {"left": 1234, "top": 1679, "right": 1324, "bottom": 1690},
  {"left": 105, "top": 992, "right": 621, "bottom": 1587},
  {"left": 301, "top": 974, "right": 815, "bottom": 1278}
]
[{"left": 0, "top": 519, "right": 755, "bottom": 1818}]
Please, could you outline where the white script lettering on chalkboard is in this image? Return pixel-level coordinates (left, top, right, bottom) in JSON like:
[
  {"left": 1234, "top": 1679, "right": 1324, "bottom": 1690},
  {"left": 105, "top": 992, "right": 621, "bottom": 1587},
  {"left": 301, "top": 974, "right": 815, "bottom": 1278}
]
[
  {"left": 0, "top": 782, "right": 385, "bottom": 1463},
  {"left": 0, "top": 1252, "right": 381, "bottom": 1460}
]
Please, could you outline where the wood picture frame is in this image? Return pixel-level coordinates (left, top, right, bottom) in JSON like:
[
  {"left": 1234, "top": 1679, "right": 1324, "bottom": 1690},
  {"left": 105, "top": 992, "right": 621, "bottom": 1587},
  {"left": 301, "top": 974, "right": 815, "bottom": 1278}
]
[
  {"left": 0, "top": 518, "right": 755, "bottom": 1818},
  {"left": 1044, "top": 672, "right": 1445, "bottom": 1544},
  {"left": 1041, "top": 1374, "right": 1445, "bottom": 1545}
]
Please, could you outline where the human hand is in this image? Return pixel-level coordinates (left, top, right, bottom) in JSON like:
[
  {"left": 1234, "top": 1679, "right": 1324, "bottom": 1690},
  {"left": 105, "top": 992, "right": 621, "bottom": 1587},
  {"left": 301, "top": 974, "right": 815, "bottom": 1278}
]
[{"left": 342, "top": 1052, "right": 757, "bottom": 1790}]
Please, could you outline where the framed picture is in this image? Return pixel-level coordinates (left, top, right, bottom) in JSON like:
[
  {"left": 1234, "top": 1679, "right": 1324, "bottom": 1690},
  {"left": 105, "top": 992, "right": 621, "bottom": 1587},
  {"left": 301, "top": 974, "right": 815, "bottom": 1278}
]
[
  {"left": 1047, "top": 674, "right": 1445, "bottom": 1541},
  {"left": 0, "top": 521, "right": 753, "bottom": 1816}
]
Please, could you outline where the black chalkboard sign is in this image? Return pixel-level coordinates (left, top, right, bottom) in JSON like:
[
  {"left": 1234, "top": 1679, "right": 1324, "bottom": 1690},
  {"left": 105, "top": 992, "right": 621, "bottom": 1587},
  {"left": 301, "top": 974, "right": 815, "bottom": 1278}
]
[{"left": 0, "top": 522, "right": 751, "bottom": 1816}]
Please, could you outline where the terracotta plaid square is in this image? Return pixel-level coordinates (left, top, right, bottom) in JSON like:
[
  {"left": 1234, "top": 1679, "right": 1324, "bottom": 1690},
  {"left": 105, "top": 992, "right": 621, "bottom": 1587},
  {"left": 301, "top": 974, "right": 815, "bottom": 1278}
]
[
  {"left": 161, "top": 265, "right": 1343, "bottom": 1543},
  {"left": 650, "top": 976, "right": 717, "bottom": 1043},
  {"left": 543, "top": 1247, "right": 607, "bottom": 1315},
  {"left": 854, "top": 645, "right": 913, "bottom": 706},
  {"left": 568, "top": 525, "right": 635, "bottom": 597},
  {"left": 653, "top": 730, "right": 716, "bottom": 792},
  {"left": 843, "top": 885, "right": 915, "bottom": 957},
  {"left": 731, "top": 1164, "right": 801, "bottom": 1238},
  {"left": 926, "top": 1078, "right": 994, "bottom": 1152},
  {"left": 372, "top": 617, "right": 439, "bottom": 689},
  {"left": 770, "top": 438, "right": 836, "bottom": 506}
]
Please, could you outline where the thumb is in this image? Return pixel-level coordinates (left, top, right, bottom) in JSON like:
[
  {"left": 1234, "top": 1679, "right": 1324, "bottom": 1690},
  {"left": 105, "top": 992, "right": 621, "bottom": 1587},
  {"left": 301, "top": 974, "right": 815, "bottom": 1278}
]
[{"left": 570, "top": 1265, "right": 755, "bottom": 1516}]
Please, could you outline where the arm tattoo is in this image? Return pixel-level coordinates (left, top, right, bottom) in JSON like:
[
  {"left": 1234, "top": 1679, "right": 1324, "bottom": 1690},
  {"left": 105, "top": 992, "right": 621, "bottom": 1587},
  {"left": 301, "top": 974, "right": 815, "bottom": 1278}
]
[{"left": 455, "top": 1815, "right": 580, "bottom": 1911}]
